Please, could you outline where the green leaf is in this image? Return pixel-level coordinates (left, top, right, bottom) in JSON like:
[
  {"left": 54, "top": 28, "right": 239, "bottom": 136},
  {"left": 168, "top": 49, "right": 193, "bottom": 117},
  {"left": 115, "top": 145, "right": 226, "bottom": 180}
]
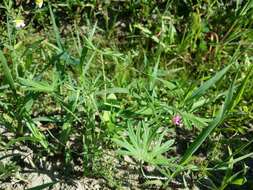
[
  {"left": 25, "top": 181, "right": 58, "bottom": 190},
  {"left": 135, "top": 107, "right": 154, "bottom": 115},
  {"left": 49, "top": 4, "right": 63, "bottom": 50},
  {"left": 180, "top": 112, "right": 223, "bottom": 165},
  {"left": 185, "top": 64, "right": 232, "bottom": 103},
  {"left": 25, "top": 120, "right": 49, "bottom": 150},
  {"left": 180, "top": 73, "right": 237, "bottom": 165},
  {"left": 19, "top": 78, "right": 55, "bottom": 93},
  {"left": 0, "top": 50, "right": 16, "bottom": 94},
  {"left": 79, "top": 46, "right": 88, "bottom": 72},
  {"left": 231, "top": 177, "right": 247, "bottom": 185},
  {"left": 231, "top": 64, "right": 253, "bottom": 110},
  {"left": 5, "top": 136, "right": 37, "bottom": 150},
  {"left": 190, "top": 98, "right": 208, "bottom": 111},
  {"left": 181, "top": 112, "right": 210, "bottom": 129},
  {"left": 114, "top": 123, "right": 174, "bottom": 165}
]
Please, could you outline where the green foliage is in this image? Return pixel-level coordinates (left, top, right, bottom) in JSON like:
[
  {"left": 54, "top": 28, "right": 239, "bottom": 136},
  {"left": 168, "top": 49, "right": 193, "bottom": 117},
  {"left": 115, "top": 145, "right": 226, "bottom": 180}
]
[
  {"left": 0, "top": 50, "right": 16, "bottom": 94},
  {"left": 114, "top": 122, "right": 175, "bottom": 165},
  {"left": 25, "top": 182, "right": 58, "bottom": 190},
  {"left": 0, "top": 161, "right": 19, "bottom": 181}
]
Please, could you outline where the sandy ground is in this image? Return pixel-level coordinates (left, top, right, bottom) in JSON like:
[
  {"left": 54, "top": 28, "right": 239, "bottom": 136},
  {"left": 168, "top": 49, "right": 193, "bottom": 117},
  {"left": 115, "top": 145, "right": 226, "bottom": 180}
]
[{"left": 0, "top": 141, "right": 140, "bottom": 190}]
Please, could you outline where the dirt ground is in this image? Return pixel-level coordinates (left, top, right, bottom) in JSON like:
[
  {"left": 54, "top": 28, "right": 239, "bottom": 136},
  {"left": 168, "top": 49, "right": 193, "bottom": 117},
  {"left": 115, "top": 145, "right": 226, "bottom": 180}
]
[{"left": 0, "top": 144, "right": 141, "bottom": 190}]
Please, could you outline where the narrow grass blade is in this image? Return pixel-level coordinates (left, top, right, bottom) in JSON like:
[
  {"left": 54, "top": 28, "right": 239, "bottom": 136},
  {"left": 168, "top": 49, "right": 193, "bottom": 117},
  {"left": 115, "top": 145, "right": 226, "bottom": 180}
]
[
  {"left": 231, "top": 64, "right": 253, "bottom": 110},
  {"left": 0, "top": 50, "right": 16, "bottom": 94},
  {"left": 180, "top": 73, "right": 236, "bottom": 165},
  {"left": 26, "top": 121, "right": 49, "bottom": 150},
  {"left": 179, "top": 109, "right": 224, "bottom": 165},
  {"left": 19, "top": 78, "right": 55, "bottom": 93},
  {"left": 25, "top": 181, "right": 58, "bottom": 190},
  {"left": 49, "top": 4, "right": 63, "bottom": 50},
  {"left": 214, "top": 151, "right": 253, "bottom": 172},
  {"left": 80, "top": 46, "right": 88, "bottom": 70},
  {"left": 5, "top": 136, "right": 36, "bottom": 150},
  {"left": 185, "top": 64, "right": 232, "bottom": 103},
  {"left": 53, "top": 94, "right": 81, "bottom": 122},
  {"left": 232, "top": 152, "right": 253, "bottom": 164}
]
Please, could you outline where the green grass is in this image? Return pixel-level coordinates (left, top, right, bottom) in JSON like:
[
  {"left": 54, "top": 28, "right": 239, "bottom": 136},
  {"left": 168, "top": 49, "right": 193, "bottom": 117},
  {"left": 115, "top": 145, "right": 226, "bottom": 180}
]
[{"left": 0, "top": 0, "right": 253, "bottom": 189}]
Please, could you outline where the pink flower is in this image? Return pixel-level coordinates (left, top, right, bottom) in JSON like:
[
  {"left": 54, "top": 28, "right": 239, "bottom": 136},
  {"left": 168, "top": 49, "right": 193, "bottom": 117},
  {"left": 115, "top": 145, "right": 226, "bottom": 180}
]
[{"left": 172, "top": 115, "right": 181, "bottom": 126}]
